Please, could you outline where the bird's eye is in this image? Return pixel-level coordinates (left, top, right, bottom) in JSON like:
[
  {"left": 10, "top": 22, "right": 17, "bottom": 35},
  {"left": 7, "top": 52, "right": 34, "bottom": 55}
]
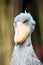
[
  {"left": 32, "top": 23, "right": 35, "bottom": 26},
  {"left": 23, "top": 20, "right": 28, "bottom": 23},
  {"left": 15, "top": 22, "right": 17, "bottom": 26},
  {"left": 23, "top": 21, "right": 27, "bottom": 23},
  {"left": 13, "top": 22, "right": 17, "bottom": 29}
]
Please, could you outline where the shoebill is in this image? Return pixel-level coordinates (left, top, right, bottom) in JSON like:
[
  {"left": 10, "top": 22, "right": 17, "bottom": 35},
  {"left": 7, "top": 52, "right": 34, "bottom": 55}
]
[{"left": 10, "top": 11, "right": 43, "bottom": 65}]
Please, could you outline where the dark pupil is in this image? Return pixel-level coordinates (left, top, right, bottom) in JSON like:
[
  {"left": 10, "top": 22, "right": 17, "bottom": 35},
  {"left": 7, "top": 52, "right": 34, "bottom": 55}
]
[
  {"left": 23, "top": 20, "right": 29, "bottom": 23},
  {"left": 23, "top": 21, "right": 27, "bottom": 23}
]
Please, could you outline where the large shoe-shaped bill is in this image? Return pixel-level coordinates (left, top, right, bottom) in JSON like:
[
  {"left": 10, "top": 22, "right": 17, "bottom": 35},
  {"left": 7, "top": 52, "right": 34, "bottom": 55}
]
[{"left": 14, "top": 22, "right": 30, "bottom": 45}]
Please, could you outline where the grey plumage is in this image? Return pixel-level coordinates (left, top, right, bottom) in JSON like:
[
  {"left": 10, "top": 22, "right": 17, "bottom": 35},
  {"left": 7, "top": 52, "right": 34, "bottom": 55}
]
[{"left": 10, "top": 11, "right": 43, "bottom": 65}]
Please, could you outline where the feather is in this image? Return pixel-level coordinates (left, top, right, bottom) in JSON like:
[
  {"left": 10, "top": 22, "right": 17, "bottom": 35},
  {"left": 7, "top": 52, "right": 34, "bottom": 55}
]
[{"left": 10, "top": 12, "right": 43, "bottom": 65}]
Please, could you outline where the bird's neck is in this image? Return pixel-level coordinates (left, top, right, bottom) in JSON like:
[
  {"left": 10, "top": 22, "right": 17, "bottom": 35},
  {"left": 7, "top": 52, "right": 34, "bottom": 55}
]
[
  {"left": 19, "top": 35, "right": 32, "bottom": 47},
  {"left": 24, "top": 35, "right": 32, "bottom": 46}
]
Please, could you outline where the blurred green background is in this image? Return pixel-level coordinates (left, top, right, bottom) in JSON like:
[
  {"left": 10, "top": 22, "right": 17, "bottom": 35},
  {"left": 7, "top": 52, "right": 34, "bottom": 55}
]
[{"left": 0, "top": 0, "right": 43, "bottom": 65}]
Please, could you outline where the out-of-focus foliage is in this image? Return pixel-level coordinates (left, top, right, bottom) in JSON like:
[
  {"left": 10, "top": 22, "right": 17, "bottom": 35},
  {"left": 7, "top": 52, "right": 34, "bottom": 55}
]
[{"left": 0, "top": 0, "right": 14, "bottom": 65}]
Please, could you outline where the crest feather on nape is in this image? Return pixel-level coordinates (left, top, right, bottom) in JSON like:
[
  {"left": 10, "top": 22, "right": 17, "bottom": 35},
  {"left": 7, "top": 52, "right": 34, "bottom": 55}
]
[{"left": 25, "top": 10, "right": 27, "bottom": 14}]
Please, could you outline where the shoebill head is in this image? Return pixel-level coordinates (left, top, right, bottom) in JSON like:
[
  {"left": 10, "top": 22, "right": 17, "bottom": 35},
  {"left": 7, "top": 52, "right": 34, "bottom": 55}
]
[{"left": 13, "top": 11, "right": 36, "bottom": 45}]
